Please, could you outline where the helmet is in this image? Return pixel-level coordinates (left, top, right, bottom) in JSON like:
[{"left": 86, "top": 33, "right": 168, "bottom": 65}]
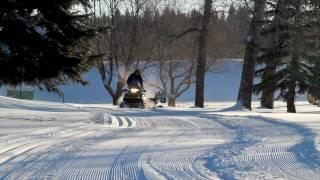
[{"left": 134, "top": 69, "right": 140, "bottom": 75}]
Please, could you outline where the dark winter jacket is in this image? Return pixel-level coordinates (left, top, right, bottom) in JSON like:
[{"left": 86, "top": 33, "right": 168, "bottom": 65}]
[{"left": 127, "top": 72, "right": 143, "bottom": 87}]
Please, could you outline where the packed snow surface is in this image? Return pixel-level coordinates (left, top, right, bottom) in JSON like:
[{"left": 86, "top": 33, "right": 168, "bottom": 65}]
[{"left": 0, "top": 96, "right": 319, "bottom": 179}]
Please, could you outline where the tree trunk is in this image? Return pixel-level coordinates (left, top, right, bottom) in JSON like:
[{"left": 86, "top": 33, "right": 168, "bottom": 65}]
[
  {"left": 261, "top": 63, "right": 276, "bottom": 109},
  {"left": 168, "top": 95, "right": 176, "bottom": 107},
  {"left": 237, "top": 0, "right": 267, "bottom": 110},
  {"left": 260, "top": 0, "right": 287, "bottom": 109},
  {"left": 112, "top": 92, "right": 123, "bottom": 105},
  {"left": 168, "top": 76, "right": 176, "bottom": 107},
  {"left": 261, "top": 87, "right": 275, "bottom": 109},
  {"left": 195, "top": 0, "right": 212, "bottom": 108},
  {"left": 287, "top": 80, "right": 296, "bottom": 113},
  {"left": 285, "top": 0, "right": 303, "bottom": 113},
  {"left": 286, "top": 51, "right": 299, "bottom": 113},
  {"left": 112, "top": 79, "right": 125, "bottom": 105},
  {"left": 107, "top": 86, "right": 123, "bottom": 106},
  {"left": 112, "top": 95, "right": 119, "bottom": 105}
]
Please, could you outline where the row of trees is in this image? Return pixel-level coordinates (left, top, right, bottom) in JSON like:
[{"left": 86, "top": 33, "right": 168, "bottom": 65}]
[
  {"left": 3, "top": 0, "right": 317, "bottom": 112},
  {"left": 93, "top": 0, "right": 251, "bottom": 106},
  {"left": 238, "top": 0, "right": 320, "bottom": 113},
  {"left": 1, "top": 0, "right": 251, "bottom": 107}
]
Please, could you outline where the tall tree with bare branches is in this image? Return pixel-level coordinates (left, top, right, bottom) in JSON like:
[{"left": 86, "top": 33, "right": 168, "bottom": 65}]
[
  {"left": 195, "top": 0, "right": 213, "bottom": 108},
  {"left": 94, "top": 0, "right": 156, "bottom": 105}
]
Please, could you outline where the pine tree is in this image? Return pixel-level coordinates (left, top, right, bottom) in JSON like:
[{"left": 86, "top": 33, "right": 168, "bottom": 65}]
[
  {"left": 255, "top": 0, "right": 320, "bottom": 112},
  {"left": 237, "top": 6, "right": 251, "bottom": 41},
  {"left": 255, "top": 0, "right": 289, "bottom": 109},
  {"left": 226, "top": 4, "right": 237, "bottom": 26},
  {"left": 0, "top": 0, "right": 96, "bottom": 94}
]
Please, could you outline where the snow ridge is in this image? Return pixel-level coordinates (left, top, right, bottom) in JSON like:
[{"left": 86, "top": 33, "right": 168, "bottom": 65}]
[{"left": 199, "top": 114, "right": 320, "bottom": 179}]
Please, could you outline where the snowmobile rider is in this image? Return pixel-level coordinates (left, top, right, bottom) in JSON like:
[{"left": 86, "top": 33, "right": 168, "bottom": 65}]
[{"left": 127, "top": 69, "right": 144, "bottom": 89}]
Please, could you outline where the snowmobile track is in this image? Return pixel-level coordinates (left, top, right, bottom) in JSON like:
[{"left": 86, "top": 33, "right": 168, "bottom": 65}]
[
  {"left": 199, "top": 114, "right": 320, "bottom": 179},
  {"left": 1, "top": 104, "right": 320, "bottom": 179}
]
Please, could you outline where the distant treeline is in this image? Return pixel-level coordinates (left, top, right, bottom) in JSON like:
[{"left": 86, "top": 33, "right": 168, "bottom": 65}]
[
  {"left": 95, "top": 5, "right": 251, "bottom": 62},
  {"left": 93, "top": 2, "right": 251, "bottom": 106}
]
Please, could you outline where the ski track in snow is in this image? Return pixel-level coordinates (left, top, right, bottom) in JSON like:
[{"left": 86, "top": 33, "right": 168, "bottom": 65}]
[
  {"left": 0, "top": 101, "right": 319, "bottom": 179},
  {"left": 200, "top": 114, "right": 320, "bottom": 179}
]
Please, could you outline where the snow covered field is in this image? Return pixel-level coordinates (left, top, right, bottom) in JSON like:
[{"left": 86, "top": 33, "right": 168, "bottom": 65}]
[
  {"left": 0, "top": 96, "right": 319, "bottom": 179},
  {"left": 0, "top": 60, "right": 245, "bottom": 103}
]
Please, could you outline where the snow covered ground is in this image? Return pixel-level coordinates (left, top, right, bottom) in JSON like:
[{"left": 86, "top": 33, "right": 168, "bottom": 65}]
[
  {"left": 0, "top": 60, "right": 245, "bottom": 103},
  {"left": 0, "top": 60, "right": 306, "bottom": 104},
  {"left": 0, "top": 96, "right": 319, "bottom": 179}
]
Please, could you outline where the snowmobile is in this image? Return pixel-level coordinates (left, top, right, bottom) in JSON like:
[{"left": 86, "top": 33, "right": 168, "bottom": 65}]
[
  {"left": 120, "top": 88, "right": 148, "bottom": 108},
  {"left": 120, "top": 88, "right": 166, "bottom": 108}
]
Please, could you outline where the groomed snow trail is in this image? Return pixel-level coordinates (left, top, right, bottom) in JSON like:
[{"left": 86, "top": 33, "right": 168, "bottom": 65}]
[
  {"left": 0, "top": 105, "right": 231, "bottom": 180},
  {"left": 199, "top": 114, "right": 320, "bottom": 179},
  {"left": 0, "top": 100, "right": 319, "bottom": 179}
]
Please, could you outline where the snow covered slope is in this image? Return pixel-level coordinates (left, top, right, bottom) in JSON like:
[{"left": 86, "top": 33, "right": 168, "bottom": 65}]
[
  {"left": 0, "top": 60, "right": 307, "bottom": 104},
  {"left": 0, "top": 96, "right": 319, "bottom": 179},
  {"left": 0, "top": 60, "right": 244, "bottom": 103}
]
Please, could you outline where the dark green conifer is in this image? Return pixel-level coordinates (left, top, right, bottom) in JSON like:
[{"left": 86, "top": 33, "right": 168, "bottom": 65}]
[
  {"left": 255, "top": 0, "right": 320, "bottom": 112},
  {"left": 0, "top": 0, "right": 96, "bottom": 93}
]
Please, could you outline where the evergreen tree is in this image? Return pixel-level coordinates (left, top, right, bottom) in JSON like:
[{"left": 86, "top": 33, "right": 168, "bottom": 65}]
[
  {"left": 255, "top": 0, "right": 288, "bottom": 109},
  {"left": 226, "top": 4, "right": 237, "bottom": 26},
  {"left": 237, "top": 6, "right": 251, "bottom": 40},
  {"left": 0, "top": 0, "right": 96, "bottom": 93},
  {"left": 255, "top": 0, "right": 320, "bottom": 112}
]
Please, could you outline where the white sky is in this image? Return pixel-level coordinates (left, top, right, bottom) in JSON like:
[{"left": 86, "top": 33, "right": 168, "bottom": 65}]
[{"left": 88, "top": 0, "right": 242, "bottom": 16}]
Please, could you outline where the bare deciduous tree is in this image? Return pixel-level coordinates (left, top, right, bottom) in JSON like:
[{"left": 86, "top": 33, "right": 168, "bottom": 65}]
[
  {"left": 195, "top": 0, "right": 213, "bottom": 108},
  {"left": 145, "top": 6, "right": 198, "bottom": 107},
  {"left": 94, "top": 0, "right": 157, "bottom": 105},
  {"left": 149, "top": 42, "right": 196, "bottom": 107}
]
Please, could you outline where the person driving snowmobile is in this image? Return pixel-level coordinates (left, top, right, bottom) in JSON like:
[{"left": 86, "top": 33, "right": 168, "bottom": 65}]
[{"left": 127, "top": 69, "right": 143, "bottom": 89}]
